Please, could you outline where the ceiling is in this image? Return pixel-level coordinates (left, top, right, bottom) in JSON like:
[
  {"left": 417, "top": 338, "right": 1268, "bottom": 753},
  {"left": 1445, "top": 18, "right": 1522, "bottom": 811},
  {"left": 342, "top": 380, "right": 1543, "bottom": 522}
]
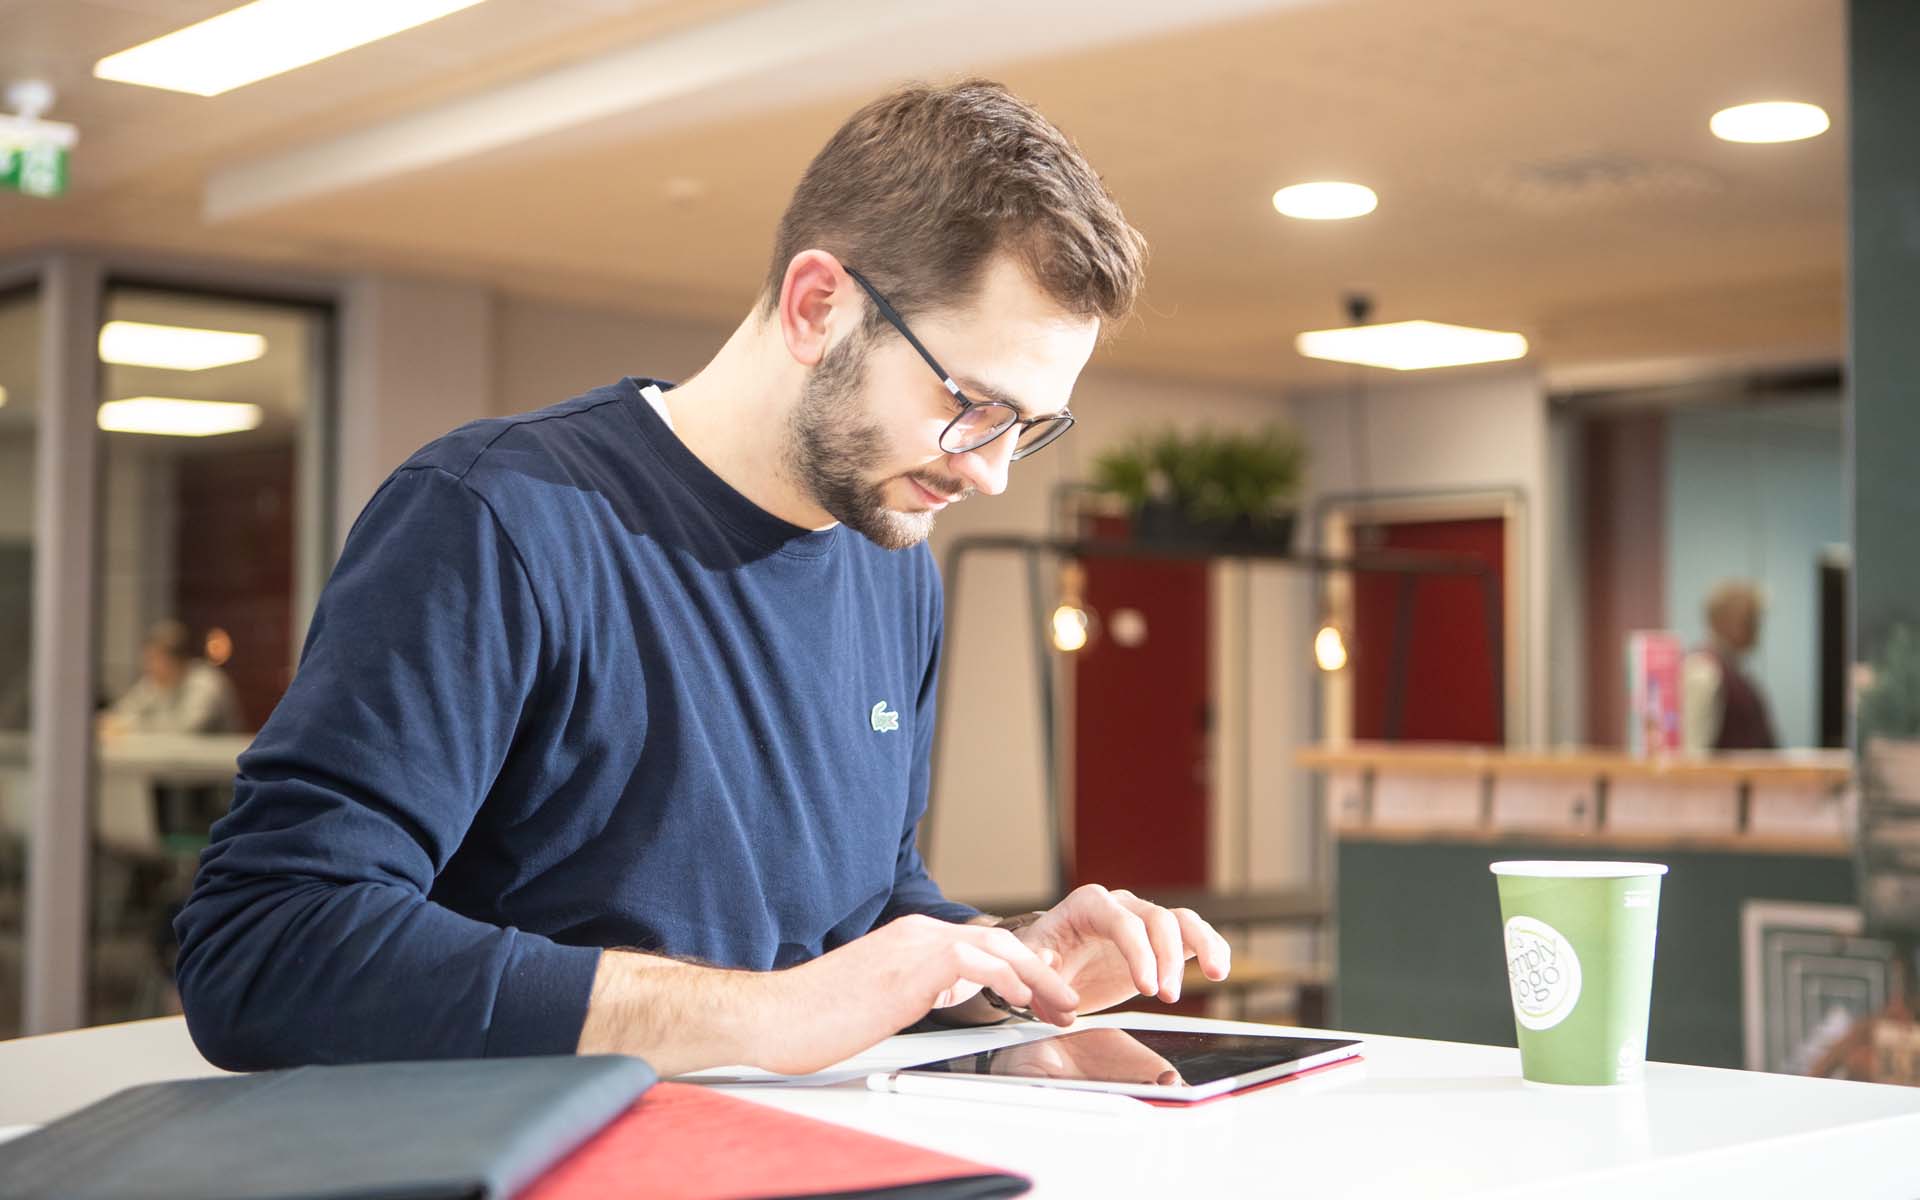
[{"left": 0, "top": 0, "right": 1848, "bottom": 391}]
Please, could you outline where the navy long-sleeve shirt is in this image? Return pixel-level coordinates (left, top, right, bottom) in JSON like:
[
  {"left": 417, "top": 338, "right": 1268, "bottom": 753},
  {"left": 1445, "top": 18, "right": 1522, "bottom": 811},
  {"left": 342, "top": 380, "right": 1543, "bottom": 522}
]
[{"left": 175, "top": 379, "right": 977, "bottom": 1070}]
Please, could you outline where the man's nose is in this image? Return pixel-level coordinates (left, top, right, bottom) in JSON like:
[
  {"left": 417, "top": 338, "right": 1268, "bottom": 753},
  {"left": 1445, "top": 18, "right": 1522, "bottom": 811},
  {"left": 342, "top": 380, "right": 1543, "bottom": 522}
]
[{"left": 948, "top": 431, "right": 1016, "bottom": 497}]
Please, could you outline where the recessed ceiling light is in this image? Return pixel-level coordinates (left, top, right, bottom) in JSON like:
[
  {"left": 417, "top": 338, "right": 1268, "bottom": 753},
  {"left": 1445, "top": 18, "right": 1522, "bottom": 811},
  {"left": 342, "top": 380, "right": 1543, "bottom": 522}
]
[
  {"left": 93, "top": 0, "right": 491, "bottom": 97},
  {"left": 1710, "top": 101, "right": 1830, "bottom": 144},
  {"left": 1296, "top": 320, "right": 1529, "bottom": 371},
  {"left": 98, "top": 397, "right": 264, "bottom": 437},
  {"left": 99, "top": 321, "right": 267, "bottom": 371},
  {"left": 1272, "top": 181, "right": 1378, "bottom": 220},
  {"left": 664, "top": 177, "right": 708, "bottom": 203}
]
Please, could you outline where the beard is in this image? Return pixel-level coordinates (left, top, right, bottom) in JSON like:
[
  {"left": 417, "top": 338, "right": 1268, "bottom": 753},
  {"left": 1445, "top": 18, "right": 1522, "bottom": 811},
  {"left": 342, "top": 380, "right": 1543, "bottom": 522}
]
[{"left": 786, "top": 331, "right": 971, "bottom": 551}]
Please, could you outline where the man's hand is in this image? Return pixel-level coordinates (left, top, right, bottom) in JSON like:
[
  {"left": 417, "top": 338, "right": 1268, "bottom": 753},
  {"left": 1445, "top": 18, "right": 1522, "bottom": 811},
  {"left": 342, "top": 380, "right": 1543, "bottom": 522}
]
[
  {"left": 748, "top": 915, "right": 1080, "bottom": 1075},
  {"left": 1016, "top": 884, "right": 1232, "bottom": 1013},
  {"left": 578, "top": 914, "right": 1079, "bottom": 1078},
  {"left": 576, "top": 891, "right": 1227, "bottom": 1077}
]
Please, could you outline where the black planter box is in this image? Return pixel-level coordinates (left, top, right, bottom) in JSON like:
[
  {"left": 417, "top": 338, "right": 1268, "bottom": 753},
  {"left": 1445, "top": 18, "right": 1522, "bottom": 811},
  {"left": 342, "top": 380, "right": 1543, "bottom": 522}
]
[{"left": 1131, "top": 501, "right": 1296, "bottom": 553}]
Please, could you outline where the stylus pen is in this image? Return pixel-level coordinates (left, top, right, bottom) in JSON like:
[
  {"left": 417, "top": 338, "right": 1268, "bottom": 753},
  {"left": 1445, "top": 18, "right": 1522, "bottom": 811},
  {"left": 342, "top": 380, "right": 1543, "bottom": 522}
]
[{"left": 867, "top": 1072, "right": 1149, "bottom": 1115}]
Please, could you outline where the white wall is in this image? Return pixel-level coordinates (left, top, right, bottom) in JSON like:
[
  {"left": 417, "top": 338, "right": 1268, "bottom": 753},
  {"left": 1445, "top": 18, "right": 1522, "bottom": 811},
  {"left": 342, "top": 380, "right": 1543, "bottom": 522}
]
[
  {"left": 336, "top": 277, "right": 496, "bottom": 546},
  {"left": 492, "top": 296, "right": 727, "bottom": 416},
  {"left": 1546, "top": 407, "right": 1586, "bottom": 747}
]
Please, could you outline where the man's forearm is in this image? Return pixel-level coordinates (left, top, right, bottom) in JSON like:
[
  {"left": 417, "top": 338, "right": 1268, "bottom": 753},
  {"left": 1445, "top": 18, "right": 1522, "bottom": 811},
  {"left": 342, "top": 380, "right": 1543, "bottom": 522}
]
[{"left": 575, "top": 949, "right": 771, "bottom": 1075}]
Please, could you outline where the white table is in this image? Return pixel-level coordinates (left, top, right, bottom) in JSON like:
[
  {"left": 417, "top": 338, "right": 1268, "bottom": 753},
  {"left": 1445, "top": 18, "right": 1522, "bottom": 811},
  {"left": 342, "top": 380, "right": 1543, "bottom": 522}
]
[
  {"left": 2, "top": 1013, "right": 1918, "bottom": 1198},
  {"left": 0, "top": 730, "right": 252, "bottom": 852}
]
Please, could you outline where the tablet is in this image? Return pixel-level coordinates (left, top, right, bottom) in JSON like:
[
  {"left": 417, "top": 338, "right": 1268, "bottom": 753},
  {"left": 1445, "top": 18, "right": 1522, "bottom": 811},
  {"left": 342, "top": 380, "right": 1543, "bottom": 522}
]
[{"left": 879, "top": 1027, "right": 1363, "bottom": 1103}]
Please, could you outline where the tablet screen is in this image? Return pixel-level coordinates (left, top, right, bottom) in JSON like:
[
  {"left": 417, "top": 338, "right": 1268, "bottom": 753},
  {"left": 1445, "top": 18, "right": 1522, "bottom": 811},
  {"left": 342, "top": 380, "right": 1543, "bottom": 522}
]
[{"left": 901, "top": 1028, "right": 1361, "bottom": 1090}]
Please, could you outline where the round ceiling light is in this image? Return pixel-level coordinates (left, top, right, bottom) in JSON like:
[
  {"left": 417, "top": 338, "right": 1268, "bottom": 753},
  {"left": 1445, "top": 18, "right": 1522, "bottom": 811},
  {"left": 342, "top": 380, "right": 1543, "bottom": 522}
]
[
  {"left": 1272, "top": 181, "right": 1378, "bottom": 220},
  {"left": 1709, "top": 101, "right": 1830, "bottom": 144}
]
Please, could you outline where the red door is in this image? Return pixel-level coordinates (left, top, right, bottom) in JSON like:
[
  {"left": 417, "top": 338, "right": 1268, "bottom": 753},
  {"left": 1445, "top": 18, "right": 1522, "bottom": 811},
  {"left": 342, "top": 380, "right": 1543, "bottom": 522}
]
[
  {"left": 1351, "top": 517, "right": 1504, "bottom": 745},
  {"left": 1071, "top": 550, "right": 1210, "bottom": 892}
]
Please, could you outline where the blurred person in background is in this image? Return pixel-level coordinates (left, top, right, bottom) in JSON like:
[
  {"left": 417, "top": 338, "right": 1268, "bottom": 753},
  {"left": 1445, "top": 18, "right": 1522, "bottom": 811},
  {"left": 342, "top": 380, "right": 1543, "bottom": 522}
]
[
  {"left": 1683, "top": 580, "right": 1779, "bottom": 752},
  {"left": 100, "top": 619, "right": 240, "bottom": 739}
]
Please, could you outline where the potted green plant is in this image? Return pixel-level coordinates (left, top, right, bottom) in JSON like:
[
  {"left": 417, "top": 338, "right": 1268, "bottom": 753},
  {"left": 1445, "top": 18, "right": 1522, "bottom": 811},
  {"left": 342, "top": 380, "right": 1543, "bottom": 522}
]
[
  {"left": 1859, "top": 625, "right": 1920, "bottom": 939},
  {"left": 1090, "top": 425, "right": 1306, "bottom": 550},
  {"left": 1841, "top": 624, "right": 1920, "bottom": 1080}
]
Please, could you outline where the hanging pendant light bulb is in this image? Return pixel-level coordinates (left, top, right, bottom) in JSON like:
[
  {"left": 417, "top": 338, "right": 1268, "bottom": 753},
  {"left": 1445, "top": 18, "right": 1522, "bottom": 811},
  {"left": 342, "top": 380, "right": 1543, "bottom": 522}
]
[
  {"left": 1314, "top": 620, "right": 1349, "bottom": 672},
  {"left": 1051, "top": 559, "right": 1097, "bottom": 653},
  {"left": 1052, "top": 605, "right": 1093, "bottom": 653}
]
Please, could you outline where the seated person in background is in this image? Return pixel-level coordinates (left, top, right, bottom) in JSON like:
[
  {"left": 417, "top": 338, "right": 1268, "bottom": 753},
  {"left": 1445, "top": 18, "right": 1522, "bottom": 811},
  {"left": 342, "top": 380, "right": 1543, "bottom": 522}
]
[
  {"left": 175, "top": 80, "right": 1231, "bottom": 1078},
  {"left": 1683, "top": 580, "right": 1779, "bottom": 752},
  {"left": 101, "top": 619, "right": 240, "bottom": 737}
]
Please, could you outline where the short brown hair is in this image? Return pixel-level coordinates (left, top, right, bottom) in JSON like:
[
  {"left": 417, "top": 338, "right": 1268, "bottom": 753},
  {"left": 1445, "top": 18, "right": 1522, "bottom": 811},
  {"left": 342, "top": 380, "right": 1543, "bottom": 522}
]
[{"left": 763, "top": 80, "right": 1147, "bottom": 332}]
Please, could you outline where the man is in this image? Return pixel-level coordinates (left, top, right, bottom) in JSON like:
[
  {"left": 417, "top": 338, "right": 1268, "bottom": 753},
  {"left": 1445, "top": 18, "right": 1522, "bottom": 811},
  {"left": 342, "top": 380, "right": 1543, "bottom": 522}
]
[
  {"left": 177, "top": 80, "right": 1231, "bottom": 1077},
  {"left": 1682, "top": 579, "right": 1779, "bottom": 752},
  {"left": 101, "top": 619, "right": 240, "bottom": 737}
]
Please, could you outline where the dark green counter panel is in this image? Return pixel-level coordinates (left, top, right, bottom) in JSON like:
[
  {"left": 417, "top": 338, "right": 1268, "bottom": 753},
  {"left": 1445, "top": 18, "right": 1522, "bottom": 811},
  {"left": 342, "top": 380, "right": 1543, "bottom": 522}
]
[{"left": 1335, "top": 839, "right": 1855, "bottom": 1068}]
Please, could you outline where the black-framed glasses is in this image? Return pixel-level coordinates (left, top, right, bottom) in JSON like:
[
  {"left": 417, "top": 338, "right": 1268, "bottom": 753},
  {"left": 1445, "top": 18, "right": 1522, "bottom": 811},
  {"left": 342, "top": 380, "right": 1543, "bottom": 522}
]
[{"left": 844, "top": 266, "right": 1074, "bottom": 461}]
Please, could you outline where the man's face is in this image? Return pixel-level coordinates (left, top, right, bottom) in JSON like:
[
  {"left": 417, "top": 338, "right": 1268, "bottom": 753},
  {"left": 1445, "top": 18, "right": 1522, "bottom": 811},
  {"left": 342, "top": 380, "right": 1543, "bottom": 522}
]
[{"left": 785, "top": 255, "right": 1100, "bottom": 550}]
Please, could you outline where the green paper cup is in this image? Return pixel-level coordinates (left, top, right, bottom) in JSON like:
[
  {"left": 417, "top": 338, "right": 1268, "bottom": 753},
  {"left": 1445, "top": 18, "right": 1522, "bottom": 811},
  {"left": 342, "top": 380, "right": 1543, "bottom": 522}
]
[{"left": 1489, "top": 860, "right": 1668, "bottom": 1086}]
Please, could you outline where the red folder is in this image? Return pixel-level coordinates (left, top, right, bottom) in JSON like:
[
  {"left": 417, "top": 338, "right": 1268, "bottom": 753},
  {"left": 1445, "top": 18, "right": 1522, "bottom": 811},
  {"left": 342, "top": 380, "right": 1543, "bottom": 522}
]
[{"left": 520, "top": 1082, "right": 1031, "bottom": 1200}]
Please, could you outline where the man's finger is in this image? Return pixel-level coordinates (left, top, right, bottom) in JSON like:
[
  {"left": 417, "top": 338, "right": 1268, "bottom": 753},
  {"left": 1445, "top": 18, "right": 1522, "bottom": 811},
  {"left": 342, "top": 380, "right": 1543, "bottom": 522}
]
[
  {"left": 950, "top": 943, "right": 1033, "bottom": 1010},
  {"left": 1172, "top": 907, "right": 1232, "bottom": 981},
  {"left": 1116, "top": 896, "right": 1187, "bottom": 1001},
  {"left": 967, "top": 926, "right": 1081, "bottom": 1018},
  {"left": 1079, "top": 892, "right": 1159, "bottom": 997}
]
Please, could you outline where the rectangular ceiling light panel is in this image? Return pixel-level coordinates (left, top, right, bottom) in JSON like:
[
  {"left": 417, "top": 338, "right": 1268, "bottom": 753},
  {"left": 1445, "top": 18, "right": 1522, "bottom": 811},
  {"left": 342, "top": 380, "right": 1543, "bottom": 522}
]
[
  {"left": 99, "top": 321, "right": 267, "bottom": 370},
  {"left": 94, "top": 0, "right": 490, "bottom": 97},
  {"left": 98, "top": 397, "right": 264, "bottom": 437}
]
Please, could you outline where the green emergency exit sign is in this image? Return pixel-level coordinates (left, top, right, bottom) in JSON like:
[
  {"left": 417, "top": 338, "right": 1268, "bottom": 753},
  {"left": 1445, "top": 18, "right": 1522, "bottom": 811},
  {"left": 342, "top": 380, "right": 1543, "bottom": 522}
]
[{"left": 1, "top": 140, "right": 68, "bottom": 198}]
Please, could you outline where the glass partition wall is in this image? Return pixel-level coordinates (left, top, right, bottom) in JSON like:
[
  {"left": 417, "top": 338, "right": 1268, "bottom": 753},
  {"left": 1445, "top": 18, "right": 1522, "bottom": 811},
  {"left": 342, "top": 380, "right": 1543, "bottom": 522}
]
[
  {"left": 89, "top": 284, "right": 331, "bottom": 1023},
  {"left": 0, "top": 255, "right": 334, "bottom": 1035},
  {"left": 0, "top": 284, "right": 42, "bottom": 1039}
]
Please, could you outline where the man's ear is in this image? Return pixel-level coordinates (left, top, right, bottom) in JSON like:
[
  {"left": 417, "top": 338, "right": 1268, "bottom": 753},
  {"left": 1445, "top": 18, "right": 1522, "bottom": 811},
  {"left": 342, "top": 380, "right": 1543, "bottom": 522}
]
[{"left": 777, "top": 249, "right": 854, "bottom": 368}]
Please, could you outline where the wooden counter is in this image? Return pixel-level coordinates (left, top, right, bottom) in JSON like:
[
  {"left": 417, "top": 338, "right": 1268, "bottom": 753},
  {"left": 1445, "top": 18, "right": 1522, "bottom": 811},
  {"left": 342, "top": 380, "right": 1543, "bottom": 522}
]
[
  {"left": 1296, "top": 741, "right": 1853, "bottom": 851},
  {"left": 1296, "top": 742, "right": 1852, "bottom": 787}
]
